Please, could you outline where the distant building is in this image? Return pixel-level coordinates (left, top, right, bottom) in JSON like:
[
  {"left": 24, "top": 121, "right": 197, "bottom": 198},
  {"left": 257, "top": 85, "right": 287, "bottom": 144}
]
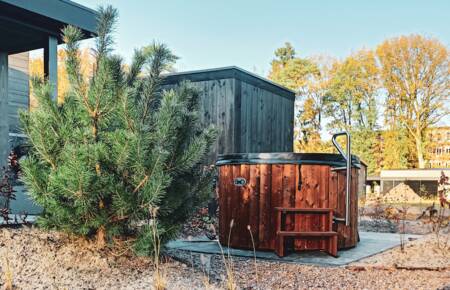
[
  {"left": 427, "top": 126, "right": 450, "bottom": 168},
  {"left": 378, "top": 169, "right": 450, "bottom": 196}
]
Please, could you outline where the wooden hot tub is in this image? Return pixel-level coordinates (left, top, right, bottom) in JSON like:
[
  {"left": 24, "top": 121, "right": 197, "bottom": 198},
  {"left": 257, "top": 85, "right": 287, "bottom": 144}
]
[{"left": 216, "top": 152, "right": 362, "bottom": 253}]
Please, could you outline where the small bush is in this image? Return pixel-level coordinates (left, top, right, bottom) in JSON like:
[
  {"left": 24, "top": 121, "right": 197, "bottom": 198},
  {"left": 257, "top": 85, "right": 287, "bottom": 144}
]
[
  {"left": 0, "top": 151, "right": 19, "bottom": 225},
  {"left": 19, "top": 6, "right": 216, "bottom": 255}
]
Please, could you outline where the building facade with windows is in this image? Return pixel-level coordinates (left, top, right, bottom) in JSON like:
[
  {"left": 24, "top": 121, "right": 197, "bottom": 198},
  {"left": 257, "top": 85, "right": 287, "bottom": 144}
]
[{"left": 428, "top": 126, "right": 450, "bottom": 168}]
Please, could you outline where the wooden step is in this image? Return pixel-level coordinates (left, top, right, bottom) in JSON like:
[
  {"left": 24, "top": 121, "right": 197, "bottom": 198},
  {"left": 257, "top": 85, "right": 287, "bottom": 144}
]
[
  {"left": 331, "top": 166, "right": 347, "bottom": 171},
  {"left": 275, "top": 207, "right": 338, "bottom": 258},
  {"left": 277, "top": 231, "right": 338, "bottom": 237},
  {"left": 275, "top": 207, "right": 333, "bottom": 214}
]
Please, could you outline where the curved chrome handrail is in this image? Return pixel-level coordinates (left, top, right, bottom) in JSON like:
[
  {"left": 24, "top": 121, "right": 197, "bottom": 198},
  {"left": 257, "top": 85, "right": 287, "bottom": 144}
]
[{"left": 331, "top": 131, "right": 351, "bottom": 226}]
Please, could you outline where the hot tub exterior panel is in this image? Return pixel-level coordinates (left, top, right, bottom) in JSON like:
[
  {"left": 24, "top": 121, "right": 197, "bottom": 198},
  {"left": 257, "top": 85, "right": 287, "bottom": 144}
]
[
  {"left": 294, "top": 165, "right": 332, "bottom": 250},
  {"left": 218, "top": 160, "right": 360, "bottom": 251},
  {"left": 331, "top": 168, "right": 359, "bottom": 249}
]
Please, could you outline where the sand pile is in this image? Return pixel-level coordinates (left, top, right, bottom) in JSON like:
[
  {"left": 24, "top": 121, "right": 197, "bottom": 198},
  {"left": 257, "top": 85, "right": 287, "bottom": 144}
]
[{"left": 382, "top": 183, "right": 423, "bottom": 203}]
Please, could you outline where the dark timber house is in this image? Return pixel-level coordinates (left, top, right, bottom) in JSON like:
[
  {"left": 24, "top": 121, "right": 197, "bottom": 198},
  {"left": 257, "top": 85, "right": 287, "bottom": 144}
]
[
  {"left": 163, "top": 67, "right": 295, "bottom": 163},
  {"left": 0, "top": 0, "right": 97, "bottom": 166},
  {"left": 0, "top": 0, "right": 97, "bottom": 215}
]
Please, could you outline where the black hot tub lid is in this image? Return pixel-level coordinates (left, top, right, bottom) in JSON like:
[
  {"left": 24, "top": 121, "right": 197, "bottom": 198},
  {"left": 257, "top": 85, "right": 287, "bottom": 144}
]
[{"left": 216, "top": 152, "right": 361, "bottom": 168}]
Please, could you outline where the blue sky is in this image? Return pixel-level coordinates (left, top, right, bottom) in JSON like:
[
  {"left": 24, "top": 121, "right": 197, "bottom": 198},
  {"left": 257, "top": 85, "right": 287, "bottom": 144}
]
[{"left": 75, "top": 0, "right": 450, "bottom": 76}]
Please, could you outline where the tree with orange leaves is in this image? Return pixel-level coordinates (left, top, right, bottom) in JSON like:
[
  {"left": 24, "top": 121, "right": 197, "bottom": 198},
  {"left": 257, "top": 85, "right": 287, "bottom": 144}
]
[{"left": 376, "top": 35, "right": 449, "bottom": 168}]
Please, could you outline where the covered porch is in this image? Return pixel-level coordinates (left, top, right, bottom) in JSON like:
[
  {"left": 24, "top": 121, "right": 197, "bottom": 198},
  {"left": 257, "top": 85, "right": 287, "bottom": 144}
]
[
  {"left": 0, "top": 0, "right": 97, "bottom": 216},
  {"left": 0, "top": 0, "right": 97, "bottom": 165}
]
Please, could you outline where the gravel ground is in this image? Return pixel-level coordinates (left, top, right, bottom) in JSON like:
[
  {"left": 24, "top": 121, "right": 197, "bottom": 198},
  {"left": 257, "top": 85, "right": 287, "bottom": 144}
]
[
  {"left": 0, "top": 227, "right": 215, "bottom": 290},
  {"left": 359, "top": 216, "right": 434, "bottom": 234},
  {"left": 1, "top": 224, "right": 449, "bottom": 289},
  {"left": 169, "top": 247, "right": 450, "bottom": 290}
]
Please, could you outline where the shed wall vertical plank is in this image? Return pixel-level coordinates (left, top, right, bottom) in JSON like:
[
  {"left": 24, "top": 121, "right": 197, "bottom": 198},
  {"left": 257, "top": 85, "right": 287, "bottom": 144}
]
[
  {"left": 261, "top": 90, "right": 271, "bottom": 151},
  {"left": 250, "top": 84, "right": 259, "bottom": 152},
  {"left": 232, "top": 79, "right": 240, "bottom": 153},
  {"left": 287, "top": 97, "right": 295, "bottom": 151},
  {"left": 217, "top": 79, "right": 226, "bottom": 153},
  {"left": 256, "top": 85, "right": 264, "bottom": 152},
  {"left": 271, "top": 93, "right": 280, "bottom": 151},
  {"left": 243, "top": 82, "right": 252, "bottom": 153}
]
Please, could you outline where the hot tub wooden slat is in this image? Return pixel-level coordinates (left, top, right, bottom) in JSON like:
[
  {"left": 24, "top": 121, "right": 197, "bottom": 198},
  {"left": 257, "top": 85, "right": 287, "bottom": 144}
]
[
  {"left": 218, "top": 165, "right": 229, "bottom": 243},
  {"left": 248, "top": 164, "right": 260, "bottom": 248},
  {"left": 319, "top": 166, "right": 330, "bottom": 250},
  {"left": 266, "top": 164, "right": 281, "bottom": 249},
  {"left": 231, "top": 165, "right": 241, "bottom": 246},
  {"left": 240, "top": 164, "right": 251, "bottom": 247},
  {"left": 282, "top": 165, "right": 295, "bottom": 234},
  {"left": 259, "top": 164, "right": 272, "bottom": 249}
]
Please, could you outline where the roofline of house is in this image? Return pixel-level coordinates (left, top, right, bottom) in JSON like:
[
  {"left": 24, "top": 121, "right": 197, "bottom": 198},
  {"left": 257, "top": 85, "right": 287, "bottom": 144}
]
[
  {"left": 0, "top": 0, "right": 98, "bottom": 35},
  {"left": 163, "top": 66, "right": 296, "bottom": 100}
]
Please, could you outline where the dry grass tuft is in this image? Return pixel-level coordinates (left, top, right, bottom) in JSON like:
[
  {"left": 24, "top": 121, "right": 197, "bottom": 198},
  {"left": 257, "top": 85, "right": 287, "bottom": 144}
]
[
  {"left": 2, "top": 256, "right": 13, "bottom": 290},
  {"left": 211, "top": 219, "right": 237, "bottom": 290},
  {"left": 149, "top": 206, "right": 167, "bottom": 290},
  {"left": 247, "top": 225, "right": 259, "bottom": 287}
]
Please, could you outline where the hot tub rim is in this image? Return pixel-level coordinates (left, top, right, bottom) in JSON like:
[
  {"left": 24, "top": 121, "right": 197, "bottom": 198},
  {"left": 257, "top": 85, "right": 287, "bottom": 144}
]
[{"left": 216, "top": 152, "right": 361, "bottom": 168}]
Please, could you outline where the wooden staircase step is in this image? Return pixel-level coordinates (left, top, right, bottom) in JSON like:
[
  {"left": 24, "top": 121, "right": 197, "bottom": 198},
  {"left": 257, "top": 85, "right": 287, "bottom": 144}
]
[
  {"left": 330, "top": 166, "right": 347, "bottom": 171},
  {"left": 277, "top": 231, "right": 338, "bottom": 237},
  {"left": 275, "top": 207, "right": 338, "bottom": 258},
  {"left": 275, "top": 207, "right": 333, "bottom": 214}
]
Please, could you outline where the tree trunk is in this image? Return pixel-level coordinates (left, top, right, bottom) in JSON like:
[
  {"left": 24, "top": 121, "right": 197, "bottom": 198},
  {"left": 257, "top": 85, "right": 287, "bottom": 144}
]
[
  {"left": 96, "top": 225, "right": 106, "bottom": 248},
  {"left": 415, "top": 134, "right": 426, "bottom": 169}
]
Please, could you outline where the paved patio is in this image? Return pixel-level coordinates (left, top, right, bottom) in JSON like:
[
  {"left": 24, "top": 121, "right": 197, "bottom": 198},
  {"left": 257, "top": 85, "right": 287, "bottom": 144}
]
[{"left": 166, "top": 232, "right": 422, "bottom": 266}]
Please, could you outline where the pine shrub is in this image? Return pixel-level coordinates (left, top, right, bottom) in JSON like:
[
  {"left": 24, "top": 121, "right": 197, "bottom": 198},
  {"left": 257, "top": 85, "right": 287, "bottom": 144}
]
[{"left": 19, "top": 6, "right": 216, "bottom": 254}]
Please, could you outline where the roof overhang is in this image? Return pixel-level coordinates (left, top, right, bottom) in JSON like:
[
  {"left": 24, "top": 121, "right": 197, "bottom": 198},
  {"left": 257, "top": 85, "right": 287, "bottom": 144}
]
[
  {"left": 0, "top": 0, "right": 98, "bottom": 54},
  {"left": 380, "top": 169, "right": 450, "bottom": 181}
]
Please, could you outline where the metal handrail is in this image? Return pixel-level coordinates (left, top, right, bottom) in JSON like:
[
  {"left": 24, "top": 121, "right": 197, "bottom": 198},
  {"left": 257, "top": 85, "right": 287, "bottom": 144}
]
[{"left": 331, "top": 131, "right": 351, "bottom": 226}]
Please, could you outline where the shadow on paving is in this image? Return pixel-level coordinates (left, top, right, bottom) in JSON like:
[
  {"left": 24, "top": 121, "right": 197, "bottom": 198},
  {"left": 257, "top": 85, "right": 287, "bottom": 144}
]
[{"left": 166, "top": 231, "right": 423, "bottom": 266}]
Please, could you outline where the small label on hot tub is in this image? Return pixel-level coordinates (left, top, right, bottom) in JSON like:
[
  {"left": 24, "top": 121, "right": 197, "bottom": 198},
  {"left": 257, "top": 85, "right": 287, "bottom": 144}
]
[{"left": 233, "top": 177, "right": 247, "bottom": 186}]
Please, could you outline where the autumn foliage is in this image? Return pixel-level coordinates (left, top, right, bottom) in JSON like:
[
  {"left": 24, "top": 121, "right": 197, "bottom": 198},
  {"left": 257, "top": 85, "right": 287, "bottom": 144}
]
[{"left": 269, "top": 35, "right": 449, "bottom": 173}]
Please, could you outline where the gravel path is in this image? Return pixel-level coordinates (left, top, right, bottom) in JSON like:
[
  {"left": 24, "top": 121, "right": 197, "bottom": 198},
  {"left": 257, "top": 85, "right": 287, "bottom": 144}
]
[{"left": 1, "top": 227, "right": 449, "bottom": 289}]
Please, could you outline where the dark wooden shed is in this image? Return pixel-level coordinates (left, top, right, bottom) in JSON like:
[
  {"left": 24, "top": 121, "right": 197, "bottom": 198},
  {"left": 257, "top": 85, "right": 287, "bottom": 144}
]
[{"left": 163, "top": 66, "right": 295, "bottom": 162}]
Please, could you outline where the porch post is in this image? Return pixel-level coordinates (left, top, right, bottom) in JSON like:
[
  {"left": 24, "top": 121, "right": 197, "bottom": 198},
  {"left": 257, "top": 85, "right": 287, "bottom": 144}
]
[
  {"left": 44, "top": 35, "right": 58, "bottom": 101},
  {"left": 0, "top": 52, "right": 9, "bottom": 167}
]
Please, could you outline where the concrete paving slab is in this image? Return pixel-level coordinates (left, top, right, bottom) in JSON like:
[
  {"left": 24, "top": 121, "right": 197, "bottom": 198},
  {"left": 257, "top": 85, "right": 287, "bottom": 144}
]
[
  {"left": 9, "top": 185, "right": 42, "bottom": 215},
  {"left": 166, "top": 232, "right": 422, "bottom": 266}
]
